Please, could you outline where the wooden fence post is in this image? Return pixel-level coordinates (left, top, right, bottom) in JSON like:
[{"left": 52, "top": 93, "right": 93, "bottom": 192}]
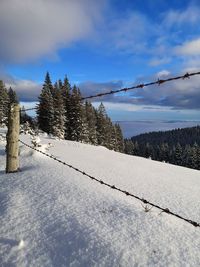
[{"left": 6, "top": 104, "right": 20, "bottom": 173}]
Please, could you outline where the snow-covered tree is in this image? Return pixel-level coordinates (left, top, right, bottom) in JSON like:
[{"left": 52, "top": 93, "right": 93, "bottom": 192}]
[
  {"left": 174, "top": 143, "right": 183, "bottom": 166},
  {"left": 114, "top": 123, "right": 124, "bottom": 152},
  {"left": 96, "top": 103, "right": 108, "bottom": 146},
  {"left": 52, "top": 82, "right": 66, "bottom": 139},
  {"left": 8, "top": 87, "right": 19, "bottom": 105},
  {"left": 37, "top": 72, "right": 54, "bottom": 134},
  {"left": 61, "top": 76, "right": 71, "bottom": 139},
  {"left": 68, "top": 86, "right": 84, "bottom": 141},
  {"left": 85, "top": 101, "right": 97, "bottom": 144},
  {"left": 0, "top": 80, "right": 9, "bottom": 125},
  {"left": 36, "top": 73, "right": 124, "bottom": 150},
  {"left": 79, "top": 105, "right": 89, "bottom": 143}
]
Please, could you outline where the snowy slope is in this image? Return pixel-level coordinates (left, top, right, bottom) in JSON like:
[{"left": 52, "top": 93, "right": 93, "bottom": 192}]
[{"left": 0, "top": 131, "right": 200, "bottom": 267}]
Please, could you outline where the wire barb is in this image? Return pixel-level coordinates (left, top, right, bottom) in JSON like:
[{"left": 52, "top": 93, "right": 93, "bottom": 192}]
[
  {"left": 157, "top": 79, "right": 165, "bottom": 85},
  {"left": 183, "top": 72, "right": 190, "bottom": 79}
]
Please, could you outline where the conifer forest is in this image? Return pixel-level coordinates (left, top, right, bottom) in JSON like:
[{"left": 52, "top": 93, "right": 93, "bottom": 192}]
[
  {"left": 0, "top": 73, "right": 124, "bottom": 153},
  {"left": 124, "top": 127, "right": 200, "bottom": 170}
]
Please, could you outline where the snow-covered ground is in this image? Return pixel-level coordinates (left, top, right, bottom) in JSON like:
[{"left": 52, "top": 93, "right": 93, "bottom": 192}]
[{"left": 0, "top": 130, "right": 200, "bottom": 267}]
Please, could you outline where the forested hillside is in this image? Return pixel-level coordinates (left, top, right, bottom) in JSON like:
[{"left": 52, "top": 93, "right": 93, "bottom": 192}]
[
  {"left": 0, "top": 73, "right": 124, "bottom": 152},
  {"left": 124, "top": 126, "right": 200, "bottom": 170},
  {"left": 36, "top": 72, "right": 124, "bottom": 152}
]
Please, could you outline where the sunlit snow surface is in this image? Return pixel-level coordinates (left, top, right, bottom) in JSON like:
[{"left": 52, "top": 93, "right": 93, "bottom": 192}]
[{"left": 0, "top": 129, "right": 200, "bottom": 266}]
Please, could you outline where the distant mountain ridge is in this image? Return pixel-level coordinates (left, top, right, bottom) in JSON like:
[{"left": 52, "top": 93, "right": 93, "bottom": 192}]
[
  {"left": 124, "top": 126, "right": 200, "bottom": 170},
  {"left": 131, "top": 125, "right": 200, "bottom": 146}
]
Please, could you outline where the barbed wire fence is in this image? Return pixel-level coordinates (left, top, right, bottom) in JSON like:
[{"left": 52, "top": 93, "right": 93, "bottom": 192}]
[
  {"left": 0, "top": 131, "right": 199, "bottom": 228},
  {"left": 0, "top": 134, "right": 200, "bottom": 227},
  {"left": 6, "top": 70, "right": 200, "bottom": 114},
  {"left": 18, "top": 138, "right": 200, "bottom": 228},
  {"left": 0, "top": 71, "right": 200, "bottom": 227}
]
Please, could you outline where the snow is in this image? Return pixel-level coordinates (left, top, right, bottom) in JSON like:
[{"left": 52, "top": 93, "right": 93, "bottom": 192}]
[
  {"left": 0, "top": 129, "right": 200, "bottom": 266},
  {"left": 18, "top": 240, "right": 25, "bottom": 250}
]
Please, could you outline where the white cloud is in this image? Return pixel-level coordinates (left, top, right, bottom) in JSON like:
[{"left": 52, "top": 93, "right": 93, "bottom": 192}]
[
  {"left": 79, "top": 80, "right": 123, "bottom": 98},
  {"left": 156, "top": 70, "right": 170, "bottom": 77},
  {"left": 163, "top": 6, "right": 200, "bottom": 27},
  {"left": 94, "top": 101, "right": 174, "bottom": 113},
  {"left": 104, "top": 12, "right": 157, "bottom": 55},
  {"left": 149, "top": 57, "right": 171, "bottom": 67},
  {"left": 95, "top": 71, "right": 200, "bottom": 110},
  {"left": 0, "top": 0, "right": 105, "bottom": 62},
  {"left": 175, "top": 38, "right": 200, "bottom": 56},
  {"left": 6, "top": 79, "right": 41, "bottom": 102}
]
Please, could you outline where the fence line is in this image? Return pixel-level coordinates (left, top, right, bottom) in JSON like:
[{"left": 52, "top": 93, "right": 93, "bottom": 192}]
[
  {"left": 8, "top": 70, "right": 200, "bottom": 113},
  {"left": 0, "top": 133, "right": 199, "bottom": 227},
  {"left": 18, "top": 138, "right": 200, "bottom": 228}
]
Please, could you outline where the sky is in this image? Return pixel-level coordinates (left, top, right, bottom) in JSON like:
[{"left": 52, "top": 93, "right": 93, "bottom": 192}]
[{"left": 0, "top": 0, "right": 200, "bottom": 136}]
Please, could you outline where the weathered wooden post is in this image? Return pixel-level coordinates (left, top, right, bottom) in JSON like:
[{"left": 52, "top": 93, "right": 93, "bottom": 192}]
[{"left": 6, "top": 104, "right": 20, "bottom": 173}]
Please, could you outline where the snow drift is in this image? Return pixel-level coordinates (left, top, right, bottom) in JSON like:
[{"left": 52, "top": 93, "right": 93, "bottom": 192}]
[{"left": 0, "top": 131, "right": 200, "bottom": 266}]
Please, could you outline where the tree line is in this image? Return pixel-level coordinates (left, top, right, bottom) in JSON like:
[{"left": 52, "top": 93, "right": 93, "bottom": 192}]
[
  {"left": 37, "top": 72, "right": 124, "bottom": 152},
  {"left": 0, "top": 80, "right": 19, "bottom": 124},
  {"left": 124, "top": 126, "right": 200, "bottom": 170},
  {"left": 0, "top": 74, "right": 124, "bottom": 152}
]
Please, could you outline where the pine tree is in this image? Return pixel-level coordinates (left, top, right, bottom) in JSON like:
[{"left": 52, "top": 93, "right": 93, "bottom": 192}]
[
  {"left": 160, "top": 143, "right": 169, "bottom": 162},
  {"left": 174, "top": 143, "right": 183, "bottom": 166},
  {"left": 52, "top": 82, "right": 66, "bottom": 139},
  {"left": 124, "top": 139, "right": 134, "bottom": 154},
  {"left": 133, "top": 141, "right": 139, "bottom": 155},
  {"left": 96, "top": 103, "right": 108, "bottom": 146},
  {"left": 0, "top": 80, "right": 9, "bottom": 125},
  {"left": 104, "top": 116, "right": 113, "bottom": 149},
  {"left": 197, "top": 145, "right": 200, "bottom": 170},
  {"left": 85, "top": 101, "right": 97, "bottom": 145},
  {"left": 8, "top": 87, "right": 19, "bottom": 105},
  {"left": 110, "top": 124, "right": 118, "bottom": 150},
  {"left": 182, "top": 145, "right": 191, "bottom": 167},
  {"left": 115, "top": 123, "right": 124, "bottom": 152},
  {"left": 190, "top": 142, "right": 199, "bottom": 169},
  {"left": 45, "top": 72, "right": 54, "bottom": 96},
  {"left": 79, "top": 104, "right": 89, "bottom": 143},
  {"left": 61, "top": 76, "right": 71, "bottom": 139},
  {"left": 68, "top": 86, "right": 84, "bottom": 141},
  {"left": 37, "top": 72, "right": 54, "bottom": 134}
]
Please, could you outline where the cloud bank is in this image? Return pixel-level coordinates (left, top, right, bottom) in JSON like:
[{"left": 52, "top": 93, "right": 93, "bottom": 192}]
[
  {"left": 79, "top": 70, "right": 200, "bottom": 110},
  {"left": 79, "top": 80, "right": 123, "bottom": 99},
  {"left": 0, "top": 0, "right": 105, "bottom": 63},
  {"left": 175, "top": 38, "right": 200, "bottom": 56},
  {"left": 0, "top": 71, "right": 41, "bottom": 101}
]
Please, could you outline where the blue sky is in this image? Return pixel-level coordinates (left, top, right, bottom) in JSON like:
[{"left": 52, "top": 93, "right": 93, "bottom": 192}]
[{"left": 0, "top": 0, "right": 200, "bottom": 135}]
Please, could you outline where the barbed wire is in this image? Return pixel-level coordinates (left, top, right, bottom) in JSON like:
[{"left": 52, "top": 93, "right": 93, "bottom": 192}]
[
  {"left": 80, "top": 71, "right": 200, "bottom": 100},
  {"left": 19, "top": 138, "right": 200, "bottom": 228},
  {"left": 9, "top": 70, "right": 200, "bottom": 114},
  {"left": 1, "top": 132, "right": 199, "bottom": 227},
  {"left": 21, "top": 107, "right": 37, "bottom": 112}
]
